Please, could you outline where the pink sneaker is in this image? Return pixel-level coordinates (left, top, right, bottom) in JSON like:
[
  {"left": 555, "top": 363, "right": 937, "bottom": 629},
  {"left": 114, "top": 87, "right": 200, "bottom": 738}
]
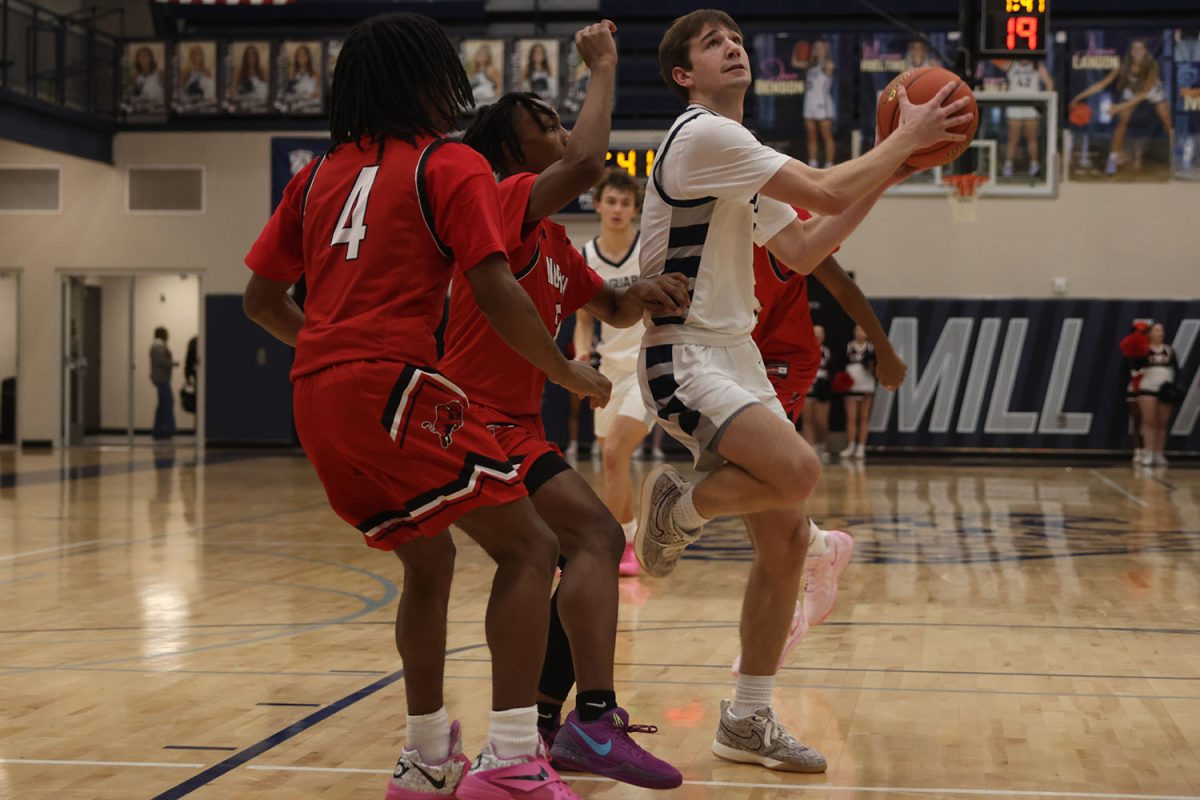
[
  {"left": 385, "top": 720, "right": 470, "bottom": 798},
  {"left": 804, "top": 529, "right": 854, "bottom": 627},
  {"left": 618, "top": 542, "right": 640, "bottom": 577},
  {"left": 731, "top": 601, "right": 808, "bottom": 676},
  {"left": 456, "top": 743, "right": 581, "bottom": 800}
]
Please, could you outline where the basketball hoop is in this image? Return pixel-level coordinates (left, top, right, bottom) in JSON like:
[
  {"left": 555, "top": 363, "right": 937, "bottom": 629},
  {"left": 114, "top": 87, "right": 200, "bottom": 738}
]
[{"left": 943, "top": 174, "right": 987, "bottom": 224}]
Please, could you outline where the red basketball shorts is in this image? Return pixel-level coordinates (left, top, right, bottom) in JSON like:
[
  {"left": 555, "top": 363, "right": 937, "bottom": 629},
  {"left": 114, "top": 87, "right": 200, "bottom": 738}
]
[
  {"left": 293, "top": 361, "right": 527, "bottom": 551},
  {"left": 764, "top": 360, "right": 818, "bottom": 424},
  {"left": 472, "top": 404, "right": 566, "bottom": 491}
]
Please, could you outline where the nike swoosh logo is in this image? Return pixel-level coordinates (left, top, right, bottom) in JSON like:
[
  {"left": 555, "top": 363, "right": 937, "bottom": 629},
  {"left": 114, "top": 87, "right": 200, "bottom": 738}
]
[
  {"left": 411, "top": 763, "right": 446, "bottom": 789},
  {"left": 584, "top": 702, "right": 608, "bottom": 708},
  {"left": 499, "top": 767, "right": 549, "bottom": 782},
  {"left": 570, "top": 722, "right": 613, "bottom": 756}
]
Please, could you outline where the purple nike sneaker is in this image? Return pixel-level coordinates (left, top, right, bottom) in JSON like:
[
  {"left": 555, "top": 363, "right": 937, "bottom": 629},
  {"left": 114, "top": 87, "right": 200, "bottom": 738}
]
[{"left": 550, "top": 708, "right": 682, "bottom": 789}]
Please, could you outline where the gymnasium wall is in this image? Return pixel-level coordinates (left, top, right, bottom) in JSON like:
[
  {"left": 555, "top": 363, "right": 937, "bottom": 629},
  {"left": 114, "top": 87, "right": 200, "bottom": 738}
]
[{"left": 0, "top": 131, "right": 1197, "bottom": 444}]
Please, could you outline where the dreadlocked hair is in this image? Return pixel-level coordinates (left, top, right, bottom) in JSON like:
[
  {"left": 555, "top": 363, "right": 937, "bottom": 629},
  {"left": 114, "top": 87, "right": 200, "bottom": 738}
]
[
  {"left": 462, "top": 92, "right": 552, "bottom": 176},
  {"left": 329, "top": 13, "right": 473, "bottom": 148}
]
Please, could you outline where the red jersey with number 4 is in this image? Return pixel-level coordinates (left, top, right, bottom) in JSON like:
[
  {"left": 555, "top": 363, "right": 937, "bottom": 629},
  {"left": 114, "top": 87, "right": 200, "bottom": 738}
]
[
  {"left": 440, "top": 173, "right": 605, "bottom": 417},
  {"left": 245, "top": 137, "right": 510, "bottom": 380},
  {"left": 752, "top": 208, "right": 833, "bottom": 376}
]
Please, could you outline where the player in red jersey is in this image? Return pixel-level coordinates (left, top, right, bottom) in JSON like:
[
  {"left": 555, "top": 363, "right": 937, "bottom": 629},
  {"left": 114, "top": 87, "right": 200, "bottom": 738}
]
[
  {"left": 731, "top": 219, "right": 907, "bottom": 676},
  {"left": 241, "top": 15, "right": 611, "bottom": 800},
  {"left": 440, "top": 30, "right": 688, "bottom": 789}
]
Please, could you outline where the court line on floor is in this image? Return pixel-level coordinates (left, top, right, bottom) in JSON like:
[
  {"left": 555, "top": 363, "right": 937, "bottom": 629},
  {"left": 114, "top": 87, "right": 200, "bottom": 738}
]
[
  {"left": 1089, "top": 469, "right": 1149, "bottom": 507},
  {"left": 0, "top": 758, "right": 205, "bottom": 769},
  {"left": 146, "top": 641, "right": 489, "bottom": 800},
  {"left": 20, "top": 759, "right": 1195, "bottom": 800},
  {"left": 0, "top": 450, "right": 298, "bottom": 489},
  {"left": 436, "top": 672, "right": 1200, "bottom": 702},
  {"left": 444, "top": 656, "right": 1200, "bottom": 683},
  {"left": 0, "top": 538, "right": 114, "bottom": 562}
]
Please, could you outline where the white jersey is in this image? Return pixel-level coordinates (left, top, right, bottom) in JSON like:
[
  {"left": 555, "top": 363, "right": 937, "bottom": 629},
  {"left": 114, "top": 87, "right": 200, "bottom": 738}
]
[
  {"left": 1006, "top": 60, "right": 1043, "bottom": 91},
  {"left": 640, "top": 106, "right": 797, "bottom": 347},
  {"left": 582, "top": 233, "right": 644, "bottom": 373}
]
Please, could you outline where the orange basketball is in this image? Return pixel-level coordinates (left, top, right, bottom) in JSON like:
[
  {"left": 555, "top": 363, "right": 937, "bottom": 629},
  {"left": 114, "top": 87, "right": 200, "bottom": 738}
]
[
  {"left": 876, "top": 66, "right": 979, "bottom": 170},
  {"left": 1068, "top": 103, "right": 1092, "bottom": 127}
]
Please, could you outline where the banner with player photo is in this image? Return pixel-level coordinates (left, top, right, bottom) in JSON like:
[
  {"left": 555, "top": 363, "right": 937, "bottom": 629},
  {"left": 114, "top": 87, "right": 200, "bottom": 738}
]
[
  {"left": 513, "top": 39, "right": 560, "bottom": 105},
  {"left": 172, "top": 41, "right": 219, "bottom": 115},
  {"left": 1173, "top": 29, "right": 1200, "bottom": 180},
  {"left": 121, "top": 41, "right": 168, "bottom": 121},
  {"left": 864, "top": 298, "right": 1200, "bottom": 452},
  {"left": 1066, "top": 30, "right": 1174, "bottom": 182},
  {"left": 461, "top": 39, "right": 505, "bottom": 107},
  {"left": 974, "top": 52, "right": 1057, "bottom": 184},
  {"left": 271, "top": 136, "right": 327, "bottom": 210},
  {"left": 275, "top": 40, "right": 324, "bottom": 114},
  {"left": 753, "top": 33, "right": 845, "bottom": 166},
  {"left": 857, "top": 31, "right": 957, "bottom": 185},
  {"left": 560, "top": 39, "right": 590, "bottom": 117},
  {"left": 224, "top": 40, "right": 272, "bottom": 114}
]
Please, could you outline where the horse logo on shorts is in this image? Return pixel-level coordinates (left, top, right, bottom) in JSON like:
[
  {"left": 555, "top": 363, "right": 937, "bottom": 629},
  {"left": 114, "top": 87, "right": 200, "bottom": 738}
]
[{"left": 421, "top": 400, "right": 465, "bottom": 449}]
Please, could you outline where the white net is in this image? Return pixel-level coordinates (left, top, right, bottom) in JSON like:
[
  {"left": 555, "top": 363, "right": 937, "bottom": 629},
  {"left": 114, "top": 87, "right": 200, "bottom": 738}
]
[{"left": 944, "top": 175, "right": 987, "bottom": 224}]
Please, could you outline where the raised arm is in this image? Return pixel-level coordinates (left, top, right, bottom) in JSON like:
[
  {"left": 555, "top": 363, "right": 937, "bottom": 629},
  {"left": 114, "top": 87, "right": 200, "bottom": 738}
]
[
  {"left": 761, "top": 82, "right": 973, "bottom": 215},
  {"left": 524, "top": 21, "right": 618, "bottom": 222}
]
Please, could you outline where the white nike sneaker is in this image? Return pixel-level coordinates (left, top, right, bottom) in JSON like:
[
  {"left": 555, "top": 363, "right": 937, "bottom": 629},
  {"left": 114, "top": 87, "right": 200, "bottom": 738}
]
[{"left": 386, "top": 720, "right": 469, "bottom": 798}]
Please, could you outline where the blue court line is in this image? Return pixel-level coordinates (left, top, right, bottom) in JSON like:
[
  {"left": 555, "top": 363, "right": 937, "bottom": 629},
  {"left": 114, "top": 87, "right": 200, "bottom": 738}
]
[
  {"left": 256, "top": 702, "right": 320, "bottom": 708},
  {"left": 149, "top": 642, "right": 487, "bottom": 800},
  {"left": 163, "top": 746, "right": 238, "bottom": 752},
  {"left": 0, "top": 450, "right": 301, "bottom": 489}
]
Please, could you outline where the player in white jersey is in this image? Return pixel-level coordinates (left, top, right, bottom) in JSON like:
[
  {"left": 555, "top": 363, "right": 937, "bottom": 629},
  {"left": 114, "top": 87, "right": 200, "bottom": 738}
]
[
  {"left": 998, "top": 59, "right": 1054, "bottom": 178},
  {"left": 633, "top": 9, "right": 971, "bottom": 773},
  {"left": 574, "top": 169, "right": 655, "bottom": 576}
]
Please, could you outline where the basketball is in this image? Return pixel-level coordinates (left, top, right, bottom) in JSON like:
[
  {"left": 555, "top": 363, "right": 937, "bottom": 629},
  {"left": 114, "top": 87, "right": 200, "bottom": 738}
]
[
  {"left": 876, "top": 65, "right": 979, "bottom": 169},
  {"left": 1068, "top": 102, "right": 1092, "bottom": 127}
]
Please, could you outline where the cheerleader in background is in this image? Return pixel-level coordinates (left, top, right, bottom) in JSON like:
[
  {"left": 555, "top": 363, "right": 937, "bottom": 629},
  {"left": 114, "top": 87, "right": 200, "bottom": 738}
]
[
  {"left": 1132, "top": 322, "right": 1179, "bottom": 467},
  {"left": 802, "top": 325, "right": 833, "bottom": 462},
  {"left": 839, "top": 325, "right": 876, "bottom": 460}
]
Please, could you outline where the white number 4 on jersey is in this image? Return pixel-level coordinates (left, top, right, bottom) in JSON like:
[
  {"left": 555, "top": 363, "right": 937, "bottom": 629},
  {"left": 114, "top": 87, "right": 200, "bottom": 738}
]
[{"left": 331, "top": 165, "right": 378, "bottom": 260}]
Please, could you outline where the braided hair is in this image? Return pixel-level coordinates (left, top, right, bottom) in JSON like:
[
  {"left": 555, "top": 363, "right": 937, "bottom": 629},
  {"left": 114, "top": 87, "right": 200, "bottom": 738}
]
[
  {"left": 462, "top": 92, "right": 554, "bottom": 176},
  {"left": 329, "top": 13, "right": 473, "bottom": 148}
]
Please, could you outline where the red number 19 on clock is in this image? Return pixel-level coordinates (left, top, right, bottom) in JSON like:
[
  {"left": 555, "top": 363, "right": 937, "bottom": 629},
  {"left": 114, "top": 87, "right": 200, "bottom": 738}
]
[{"left": 1007, "top": 15, "right": 1039, "bottom": 51}]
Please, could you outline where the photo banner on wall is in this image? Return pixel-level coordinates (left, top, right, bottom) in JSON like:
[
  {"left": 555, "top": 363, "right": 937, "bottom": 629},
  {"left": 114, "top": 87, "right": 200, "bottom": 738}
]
[
  {"left": 121, "top": 41, "right": 168, "bottom": 121},
  {"left": 172, "top": 40, "right": 219, "bottom": 115},
  {"left": 1066, "top": 30, "right": 1174, "bottom": 182},
  {"left": 753, "top": 33, "right": 844, "bottom": 165},
  {"left": 271, "top": 136, "right": 328, "bottom": 210},
  {"left": 275, "top": 40, "right": 324, "bottom": 114},
  {"left": 1173, "top": 29, "right": 1200, "bottom": 179},
  {"left": 863, "top": 298, "right": 1200, "bottom": 452},
  {"left": 857, "top": 32, "right": 957, "bottom": 186}
]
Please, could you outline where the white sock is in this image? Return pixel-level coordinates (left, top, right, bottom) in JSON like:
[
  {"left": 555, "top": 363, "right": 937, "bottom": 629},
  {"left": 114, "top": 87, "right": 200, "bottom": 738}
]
[
  {"left": 806, "top": 520, "right": 827, "bottom": 557},
  {"left": 488, "top": 706, "right": 539, "bottom": 760},
  {"left": 407, "top": 706, "right": 451, "bottom": 763},
  {"left": 731, "top": 673, "right": 775, "bottom": 717},
  {"left": 671, "top": 487, "right": 711, "bottom": 532},
  {"left": 621, "top": 520, "right": 636, "bottom": 543}
]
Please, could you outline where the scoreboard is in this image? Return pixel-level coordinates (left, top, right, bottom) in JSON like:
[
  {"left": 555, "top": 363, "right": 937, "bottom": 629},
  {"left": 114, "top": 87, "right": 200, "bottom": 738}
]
[{"left": 979, "top": 0, "right": 1049, "bottom": 58}]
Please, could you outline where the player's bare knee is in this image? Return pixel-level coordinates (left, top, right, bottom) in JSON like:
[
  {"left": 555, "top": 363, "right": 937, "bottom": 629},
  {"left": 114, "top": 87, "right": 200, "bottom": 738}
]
[
  {"left": 557, "top": 514, "right": 624, "bottom": 566},
  {"left": 766, "top": 447, "right": 821, "bottom": 507}
]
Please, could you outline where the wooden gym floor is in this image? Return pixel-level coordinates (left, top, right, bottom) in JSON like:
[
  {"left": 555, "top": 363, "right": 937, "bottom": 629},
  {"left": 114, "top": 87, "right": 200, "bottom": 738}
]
[{"left": 1, "top": 446, "right": 1198, "bottom": 799}]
